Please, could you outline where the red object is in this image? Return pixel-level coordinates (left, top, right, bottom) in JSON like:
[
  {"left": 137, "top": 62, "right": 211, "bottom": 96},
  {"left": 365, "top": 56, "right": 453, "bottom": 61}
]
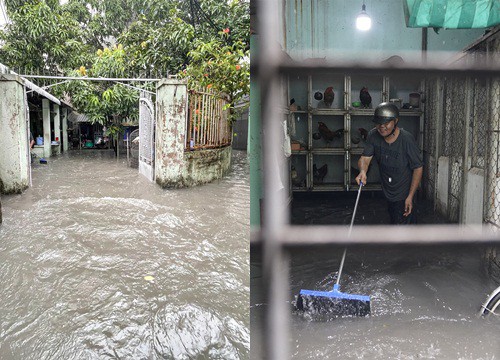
[
  {"left": 323, "top": 87, "right": 335, "bottom": 107},
  {"left": 56, "top": 137, "right": 59, "bottom": 141}
]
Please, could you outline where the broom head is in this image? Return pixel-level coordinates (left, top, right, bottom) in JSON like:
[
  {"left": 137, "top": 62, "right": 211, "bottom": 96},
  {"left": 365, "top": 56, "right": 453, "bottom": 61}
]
[{"left": 296, "top": 284, "right": 370, "bottom": 317}]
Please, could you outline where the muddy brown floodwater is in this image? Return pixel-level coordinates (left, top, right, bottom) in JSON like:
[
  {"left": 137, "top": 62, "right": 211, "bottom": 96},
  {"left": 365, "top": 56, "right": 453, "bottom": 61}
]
[{"left": 0, "top": 149, "right": 249, "bottom": 359}]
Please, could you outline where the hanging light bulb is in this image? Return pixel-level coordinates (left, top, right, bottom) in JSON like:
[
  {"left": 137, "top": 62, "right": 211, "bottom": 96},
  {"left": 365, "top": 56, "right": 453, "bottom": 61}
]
[{"left": 356, "top": 2, "right": 372, "bottom": 31}]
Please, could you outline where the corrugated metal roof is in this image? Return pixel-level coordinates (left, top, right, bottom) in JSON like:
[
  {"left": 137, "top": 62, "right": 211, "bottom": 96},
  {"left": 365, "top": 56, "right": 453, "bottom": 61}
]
[
  {"left": 68, "top": 111, "right": 90, "bottom": 123},
  {"left": 24, "top": 80, "right": 61, "bottom": 105},
  {"left": 404, "top": 0, "right": 500, "bottom": 28}
]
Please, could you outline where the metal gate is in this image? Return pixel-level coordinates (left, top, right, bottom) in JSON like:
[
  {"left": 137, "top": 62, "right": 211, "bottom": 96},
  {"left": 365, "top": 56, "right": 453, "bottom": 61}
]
[{"left": 139, "top": 96, "right": 155, "bottom": 182}]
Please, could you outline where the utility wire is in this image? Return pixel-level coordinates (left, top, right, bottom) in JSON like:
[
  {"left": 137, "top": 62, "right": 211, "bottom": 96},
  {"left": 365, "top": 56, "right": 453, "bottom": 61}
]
[
  {"left": 18, "top": 75, "right": 161, "bottom": 82},
  {"left": 190, "top": 0, "right": 221, "bottom": 36},
  {"left": 189, "top": 0, "right": 196, "bottom": 30}
]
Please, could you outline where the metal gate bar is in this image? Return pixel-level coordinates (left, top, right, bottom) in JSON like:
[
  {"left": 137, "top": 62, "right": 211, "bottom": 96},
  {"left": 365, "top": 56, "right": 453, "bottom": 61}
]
[{"left": 139, "top": 97, "right": 155, "bottom": 182}]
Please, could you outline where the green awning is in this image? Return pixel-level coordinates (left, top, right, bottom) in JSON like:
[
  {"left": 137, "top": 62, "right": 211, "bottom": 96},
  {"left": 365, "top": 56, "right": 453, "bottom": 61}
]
[{"left": 404, "top": 0, "right": 500, "bottom": 28}]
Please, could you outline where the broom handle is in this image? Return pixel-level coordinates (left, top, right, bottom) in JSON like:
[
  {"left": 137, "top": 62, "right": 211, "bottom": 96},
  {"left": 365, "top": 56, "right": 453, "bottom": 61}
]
[{"left": 336, "top": 182, "right": 363, "bottom": 286}]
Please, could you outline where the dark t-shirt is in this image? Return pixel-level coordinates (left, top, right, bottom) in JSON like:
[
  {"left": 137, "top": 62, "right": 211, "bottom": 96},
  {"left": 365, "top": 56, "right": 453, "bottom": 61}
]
[{"left": 362, "top": 127, "right": 423, "bottom": 202}]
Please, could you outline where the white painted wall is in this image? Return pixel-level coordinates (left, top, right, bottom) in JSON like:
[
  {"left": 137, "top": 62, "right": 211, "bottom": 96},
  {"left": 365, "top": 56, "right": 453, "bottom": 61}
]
[
  {"left": 53, "top": 104, "right": 61, "bottom": 155},
  {"left": 436, "top": 156, "right": 449, "bottom": 216},
  {"left": 0, "top": 74, "right": 29, "bottom": 193},
  {"left": 464, "top": 167, "right": 485, "bottom": 225},
  {"left": 282, "top": 0, "right": 484, "bottom": 64},
  {"left": 62, "top": 107, "right": 68, "bottom": 152},
  {"left": 42, "top": 99, "right": 51, "bottom": 158}
]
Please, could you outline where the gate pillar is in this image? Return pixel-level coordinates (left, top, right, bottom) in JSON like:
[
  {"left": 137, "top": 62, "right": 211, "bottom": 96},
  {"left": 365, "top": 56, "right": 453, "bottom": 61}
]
[
  {"left": 155, "top": 79, "right": 188, "bottom": 188},
  {"left": 0, "top": 74, "right": 29, "bottom": 193}
]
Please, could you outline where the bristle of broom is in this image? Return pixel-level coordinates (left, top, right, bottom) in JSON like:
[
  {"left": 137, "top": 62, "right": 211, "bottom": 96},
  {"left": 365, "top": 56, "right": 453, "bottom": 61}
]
[{"left": 296, "top": 289, "right": 371, "bottom": 317}]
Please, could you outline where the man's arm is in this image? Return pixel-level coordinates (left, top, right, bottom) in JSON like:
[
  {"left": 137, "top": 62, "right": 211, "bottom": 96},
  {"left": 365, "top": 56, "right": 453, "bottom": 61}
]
[
  {"left": 356, "top": 155, "right": 373, "bottom": 185},
  {"left": 404, "top": 166, "right": 423, "bottom": 216}
]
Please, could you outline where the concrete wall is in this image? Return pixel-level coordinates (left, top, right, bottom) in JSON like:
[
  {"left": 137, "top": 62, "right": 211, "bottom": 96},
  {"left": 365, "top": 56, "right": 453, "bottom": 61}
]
[
  {"left": 53, "top": 104, "right": 61, "bottom": 155},
  {"left": 464, "top": 167, "right": 484, "bottom": 225},
  {"left": 155, "top": 79, "right": 232, "bottom": 189},
  {"left": 181, "top": 147, "right": 232, "bottom": 187},
  {"left": 0, "top": 74, "right": 29, "bottom": 194},
  {"left": 436, "top": 156, "right": 449, "bottom": 217},
  {"left": 437, "top": 158, "right": 486, "bottom": 225},
  {"left": 62, "top": 107, "right": 68, "bottom": 152},
  {"left": 42, "top": 99, "right": 51, "bottom": 158},
  {"left": 155, "top": 78, "right": 188, "bottom": 187}
]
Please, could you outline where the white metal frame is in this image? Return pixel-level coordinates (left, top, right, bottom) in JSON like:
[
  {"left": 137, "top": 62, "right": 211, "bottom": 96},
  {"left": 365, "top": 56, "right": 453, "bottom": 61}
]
[{"left": 138, "top": 97, "right": 155, "bottom": 182}]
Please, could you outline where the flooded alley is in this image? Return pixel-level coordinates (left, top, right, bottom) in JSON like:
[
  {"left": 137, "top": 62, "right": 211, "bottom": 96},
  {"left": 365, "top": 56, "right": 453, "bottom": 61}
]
[
  {"left": 0, "top": 149, "right": 249, "bottom": 359},
  {"left": 251, "top": 192, "right": 500, "bottom": 359}
]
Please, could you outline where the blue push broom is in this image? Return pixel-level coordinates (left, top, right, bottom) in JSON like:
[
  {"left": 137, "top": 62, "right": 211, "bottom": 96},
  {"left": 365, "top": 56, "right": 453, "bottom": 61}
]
[{"left": 296, "top": 182, "right": 371, "bottom": 316}]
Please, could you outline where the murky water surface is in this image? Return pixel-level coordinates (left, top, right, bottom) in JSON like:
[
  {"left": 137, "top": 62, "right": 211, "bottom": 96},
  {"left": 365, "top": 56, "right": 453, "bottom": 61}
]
[
  {"left": 0, "top": 150, "right": 249, "bottom": 359},
  {"left": 251, "top": 193, "right": 500, "bottom": 359}
]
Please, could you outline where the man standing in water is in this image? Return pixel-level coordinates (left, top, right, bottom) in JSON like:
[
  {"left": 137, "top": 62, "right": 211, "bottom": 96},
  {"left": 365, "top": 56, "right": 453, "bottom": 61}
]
[{"left": 355, "top": 102, "right": 423, "bottom": 224}]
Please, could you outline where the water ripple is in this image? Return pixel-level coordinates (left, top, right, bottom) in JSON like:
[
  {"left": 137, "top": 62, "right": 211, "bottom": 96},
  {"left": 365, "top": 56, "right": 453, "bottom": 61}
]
[{"left": 0, "top": 149, "right": 249, "bottom": 359}]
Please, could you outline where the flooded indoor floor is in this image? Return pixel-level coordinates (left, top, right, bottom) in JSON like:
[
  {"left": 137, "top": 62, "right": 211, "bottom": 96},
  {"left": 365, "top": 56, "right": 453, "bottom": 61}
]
[
  {"left": 0, "top": 149, "right": 249, "bottom": 359},
  {"left": 251, "top": 192, "right": 500, "bottom": 359}
]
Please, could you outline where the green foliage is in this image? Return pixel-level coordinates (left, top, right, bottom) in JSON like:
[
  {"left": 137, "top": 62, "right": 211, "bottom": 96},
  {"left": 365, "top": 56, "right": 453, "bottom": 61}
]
[
  {"left": 118, "top": 10, "right": 195, "bottom": 76},
  {"left": 179, "top": 31, "right": 250, "bottom": 117},
  {"left": 104, "top": 124, "right": 123, "bottom": 138},
  {"left": 0, "top": 0, "right": 249, "bottom": 126},
  {"left": 108, "top": 0, "right": 250, "bottom": 76},
  {"left": 175, "top": 0, "right": 250, "bottom": 49},
  {"left": 0, "top": 0, "right": 91, "bottom": 72}
]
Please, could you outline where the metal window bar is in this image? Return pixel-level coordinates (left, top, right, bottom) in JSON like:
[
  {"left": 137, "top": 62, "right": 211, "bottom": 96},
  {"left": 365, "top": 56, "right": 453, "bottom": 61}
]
[
  {"left": 255, "top": 1, "right": 500, "bottom": 359},
  {"left": 186, "top": 88, "right": 231, "bottom": 150}
]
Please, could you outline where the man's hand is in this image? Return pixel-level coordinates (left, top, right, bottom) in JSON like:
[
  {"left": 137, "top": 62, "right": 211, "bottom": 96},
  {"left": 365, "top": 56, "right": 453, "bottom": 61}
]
[
  {"left": 403, "top": 196, "right": 413, "bottom": 217},
  {"left": 355, "top": 171, "right": 367, "bottom": 186}
]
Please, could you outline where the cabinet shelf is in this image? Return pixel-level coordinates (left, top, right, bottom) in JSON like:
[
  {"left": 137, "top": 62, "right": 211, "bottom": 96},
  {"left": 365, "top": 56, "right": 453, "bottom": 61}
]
[
  {"left": 310, "top": 109, "right": 347, "bottom": 116},
  {"left": 311, "top": 184, "right": 345, "bottom": 191},
  {"left": 348, "top": 108, "right": 421, "bottom": 116},
  {"left": 349, "top": 108, "right": 375, "bottom": 116},
  {"left": 292, "top": 186, "right": 309, "bottom": 192},
  {"left": 311, "top": 148, "right": 344, "bottom": 155},
  {"left": 399, "top": 109, "right": 422, "bottom": 116},
  {"left": 289, "top": 72, "right": 424, "bottom": 193}
]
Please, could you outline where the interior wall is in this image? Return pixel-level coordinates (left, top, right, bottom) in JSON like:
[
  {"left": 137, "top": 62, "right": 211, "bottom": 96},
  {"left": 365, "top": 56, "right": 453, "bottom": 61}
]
[{"left": 282, "top": 0, "right": 484, "bottom": 63}]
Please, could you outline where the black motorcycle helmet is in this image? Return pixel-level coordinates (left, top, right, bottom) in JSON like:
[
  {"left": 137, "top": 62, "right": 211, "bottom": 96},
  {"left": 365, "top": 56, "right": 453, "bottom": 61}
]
[{"left": 373, "top": 102, "right": 399, "bottom": 124}]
